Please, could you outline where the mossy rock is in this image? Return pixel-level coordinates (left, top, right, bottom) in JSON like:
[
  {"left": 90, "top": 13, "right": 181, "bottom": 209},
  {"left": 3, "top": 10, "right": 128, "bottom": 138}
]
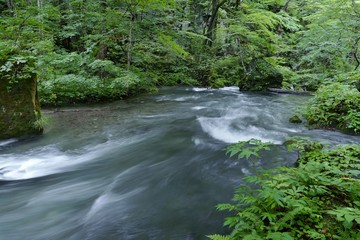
[
  {"left": 238, "top": 58, "right": 283, "bottom": 91},
  {"left": 289, "top": 115, "right": 303, "bottom": 123},
  {"left": 0, "top": 61, "right": 43, "bottom": 139}
]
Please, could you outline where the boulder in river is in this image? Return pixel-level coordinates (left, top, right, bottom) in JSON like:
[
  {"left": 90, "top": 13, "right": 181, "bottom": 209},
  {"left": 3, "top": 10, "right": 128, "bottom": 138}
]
[{"left": 289, "top": 115, "right": 303, "bottom": 124}]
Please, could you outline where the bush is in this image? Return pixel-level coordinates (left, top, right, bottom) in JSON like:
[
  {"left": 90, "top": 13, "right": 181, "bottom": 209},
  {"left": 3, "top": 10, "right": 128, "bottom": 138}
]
[
  {"left": 39, "top": 74, "right": 101, "bottom": 105},
  {"left": 303, "top": 83, "right": 360, "bottom": 133},
  {"left": 238, "top": 58, "right": 283, "bottom": 91},
  {"left": 210, "top": 56, "right": 244, "bottom": 87},
  {"left": 38, "top": 71, "right": 145, "bottom": 106},
  {"left": 209, "top": 140, "right": 360, "bottom": 240},
  {"left": 287, "top": 72, "right": 324, "bottom": 92}
]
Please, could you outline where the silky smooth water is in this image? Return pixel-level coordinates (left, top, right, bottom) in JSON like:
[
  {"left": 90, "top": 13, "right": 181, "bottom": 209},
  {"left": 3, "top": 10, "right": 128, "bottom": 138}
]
[{"left": 1, "top": 87, "right": 359, "bottom": 240}]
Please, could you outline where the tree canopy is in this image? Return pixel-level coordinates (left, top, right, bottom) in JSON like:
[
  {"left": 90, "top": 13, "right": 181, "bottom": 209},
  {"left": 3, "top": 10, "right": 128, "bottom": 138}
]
[
  {"left": 1, "top": 0, "right": 359, "bottom": 105},
  {"left": 1, "top": 0, "right": 360, "bottom": 138}
]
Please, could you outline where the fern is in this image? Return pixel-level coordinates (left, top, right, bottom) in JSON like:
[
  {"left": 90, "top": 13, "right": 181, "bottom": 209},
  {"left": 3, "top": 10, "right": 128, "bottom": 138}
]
[
  {"left": 207, "top": 234, "right": 230, "bottom": 240},
  {"left": 212, "top": 140, "right": 360, "bottom": 239}
]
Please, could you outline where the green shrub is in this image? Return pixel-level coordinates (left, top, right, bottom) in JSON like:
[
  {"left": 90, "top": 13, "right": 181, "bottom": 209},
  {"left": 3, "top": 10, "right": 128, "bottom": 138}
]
[
  {"left": 210, "top": 56, "right": 244, "bottom": 87},
  {"left": 209, "top": 140, "right": 360, "bottom": 240},
  {"left": 287, "top": 73, "right": 324, "bottom": 92},
  {"left": 189, "top": 60, "right": 212, "bottom": 86},
  {"left": 38, "top": 74, "right": 100, "bottom": 105},
  {"left": 38, "top": 71, "right": 145, "bottom": 106},
  {"left": 303, "top": 83, "right": 360, "bottom": 133},
  {"left": 334, "top": 71, "right": 360, "bottom": 90},
  {"left": 238, "top": 58, "right": 283, "bottom": 91}
]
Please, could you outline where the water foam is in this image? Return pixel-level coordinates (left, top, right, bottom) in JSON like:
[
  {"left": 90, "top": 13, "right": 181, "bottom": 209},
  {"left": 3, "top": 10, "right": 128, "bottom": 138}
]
[
  {"left": 192, "top": 87, "right": 209, "bottom": 92},
  {"left": 191, "top": 106, "right": 207, "bottom": 110},
  {"left": 0, "top": 139, "right": 17, "bottom": 147},
  {"left": 219, "top": 86, "right": 240, "bottom": 93},
  {"left": 0, "top": 143, "right": 109, "bottom": 181},
  {"left": 197, "top": 101, "right": 288, "bottom": 145},
  {"left": 198, "top": 116, "right": 282, "bottom": 143},
  {"left": 0, "top": 146, "right": 72, "bottom": 180}
]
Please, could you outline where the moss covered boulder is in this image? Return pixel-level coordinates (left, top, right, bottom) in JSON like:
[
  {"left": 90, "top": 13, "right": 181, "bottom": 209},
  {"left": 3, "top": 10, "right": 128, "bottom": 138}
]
[
  {"left": 239, "top": 58, "right": 283, "bottom": 91},
  {"left": 0, "top": 62, "right": 43, "bottom": 139},
  {"left": 289, "top": 115, "right": 303, "bottom": 123}
]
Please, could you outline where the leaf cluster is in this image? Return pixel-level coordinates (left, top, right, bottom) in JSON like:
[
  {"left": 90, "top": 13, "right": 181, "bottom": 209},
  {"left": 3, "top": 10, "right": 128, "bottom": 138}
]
[{"left": 226, "top": 138, "right": 272, "bottom": 162}]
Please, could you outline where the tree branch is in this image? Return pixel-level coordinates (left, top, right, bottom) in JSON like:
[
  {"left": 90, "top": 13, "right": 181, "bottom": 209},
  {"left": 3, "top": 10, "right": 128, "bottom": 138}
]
[
  {"left": 283, "top": 0, "right": 292, "bottom": 12},
  {"left": 354, "top": 37, "right": 360, "bottom": 70},
  {"left": 352, "top": 0, "right": 360, "bottom": 18}
]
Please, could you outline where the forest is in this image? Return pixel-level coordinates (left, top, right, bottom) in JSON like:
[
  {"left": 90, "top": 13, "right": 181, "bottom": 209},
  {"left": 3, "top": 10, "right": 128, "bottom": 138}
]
[
  {"left": 0, "top": 0, "right": 360, "bottom": 239},
  {"left": 1, "top": 0, "right": 360, "bottom": 135}
]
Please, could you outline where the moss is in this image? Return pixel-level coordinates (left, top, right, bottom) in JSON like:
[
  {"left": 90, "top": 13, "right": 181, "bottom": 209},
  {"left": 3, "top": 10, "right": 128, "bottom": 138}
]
[
  {"left": 289, "top": 115, "right": 303, "bottom": 123},
  {"left": 0, "top": 63, "right": 43, "bottom": 139}
]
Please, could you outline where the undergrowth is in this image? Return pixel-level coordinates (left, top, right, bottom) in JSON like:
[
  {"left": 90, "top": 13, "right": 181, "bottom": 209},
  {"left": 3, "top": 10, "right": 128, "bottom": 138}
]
[
  {"left": 209, "top": 138, "right": 360, "bottom": 240},
  {"left": 303, "top": 83, "right": 360, "bottom": 133}
]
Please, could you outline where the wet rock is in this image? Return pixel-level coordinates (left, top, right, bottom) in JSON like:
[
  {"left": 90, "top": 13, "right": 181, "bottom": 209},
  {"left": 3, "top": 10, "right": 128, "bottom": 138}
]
[{"left": 289, "top": 115, "right": 303, "bottom": 124}]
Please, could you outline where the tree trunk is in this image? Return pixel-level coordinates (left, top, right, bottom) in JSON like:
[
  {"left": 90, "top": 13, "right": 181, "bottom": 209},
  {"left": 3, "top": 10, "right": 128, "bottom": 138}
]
[
  {"left": 0, "top": 62, "right": 43, "bottom": 140},
  {"left": 6, "top": 0, "right": 16, "bottom": 15},
  {"left": 97, "top": 0, "right": 108, "bottom": 79},
  {"left": 353, "top": 37, "right": 360, "bottom": 70},
  {"left": 205, "top": 0, "right": 227, "bottom": 46},
  {"left": 283, "top": 0, "right": 292, "bottom": 12},
  {"left": 127, "top": 20, "right": 133, "bottom": 71}
]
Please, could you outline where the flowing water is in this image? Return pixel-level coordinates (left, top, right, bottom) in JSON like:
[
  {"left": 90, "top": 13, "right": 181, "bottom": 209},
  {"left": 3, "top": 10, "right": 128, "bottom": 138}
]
[{"left": 1, "top": 87, "right": 359, "bottom": 240}]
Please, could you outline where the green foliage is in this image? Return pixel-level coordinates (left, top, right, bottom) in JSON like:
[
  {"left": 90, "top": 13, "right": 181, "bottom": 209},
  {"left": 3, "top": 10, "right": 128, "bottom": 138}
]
[
  {"left": 327, "top": 207, "right": 360, "bottom": 229},
  {"left": 38, "top": 71, "right": 144, "bottom": 106},
  {"left": 226, "top": 139, "right": 272, "bottom": 160},
  {"left": 333, "top": 71, "right": 360, "bottom": 89},
  {"left": 157, "top": 33, "right": 190, "bottom": 60},
  {"left": 208, "top": 234, "right": 230, "bottom": 240},
  {"left": 238, "top": 58, "right": 283, "bottom": 91},
  {"left": 210, "top": 56, "right": 243, "bottom": 87},
  {"left": 286, "top": 136, "right": 324, "bottom": 155},
  {"left": 286, "top": 73, "right": 324, "bottom": 92},
  {"left": 283, "top": 0, "right": 360, "bottom": 90},
  {"left": 33, "top": 114, "right": 51, "bottom": 131},
  {"left": 226, "top": 139, "right": 273, "bottom": 173},
  {"left": 211, "top": 140, "right": 360, "bottom": 240},
  {"left": 2, "top": 0, "right": 360, "bottom": 110},
  {"left": 303, "top": 83, "right": 360, "bottom": 133}
]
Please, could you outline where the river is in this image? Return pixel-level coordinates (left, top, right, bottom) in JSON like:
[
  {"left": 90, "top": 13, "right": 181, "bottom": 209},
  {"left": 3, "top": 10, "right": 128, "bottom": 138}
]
[{"left": 1, "top": 87, "right": 359, "bottom": 240}]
